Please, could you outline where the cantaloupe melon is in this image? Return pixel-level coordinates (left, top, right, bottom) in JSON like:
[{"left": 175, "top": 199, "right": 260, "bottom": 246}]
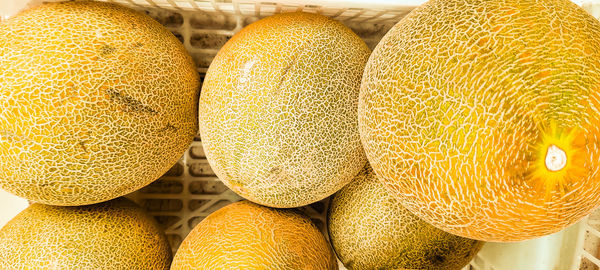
[
  {"left": 0, "top": 1, "right": 199, "bottom": 206},
  {"left": 358, "top": 0, "right": 600, "bottom": 241},
  {"left": 198, "top": 12, "right": 370, "bottom": 208},
  {"left": 0, "top": 197, "right": 171, "bottom": 269},
  {"left": 171, "top": 200, "right": 338, "bottom": 269},
  {"left": 328, "top": 165, "right": 483, "bottom": 270}
]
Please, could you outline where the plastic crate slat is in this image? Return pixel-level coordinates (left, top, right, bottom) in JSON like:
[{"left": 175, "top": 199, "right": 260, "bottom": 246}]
[
  {"left": 582, "top": 250, "right": 600, "bottom": 267},
  {"left": 588, "top": 225, "right": 600, "bottom": 239}
]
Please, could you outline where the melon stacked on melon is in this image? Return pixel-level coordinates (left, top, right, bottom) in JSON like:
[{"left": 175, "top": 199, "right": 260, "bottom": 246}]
[
  {"left": 0, "top": 1, "right": 197, "bottom": 268},
  {"left": 176, "top": 11, "right": 367, "bottom": 268},
  {"left": 359, "top": 0, "right": 600, "bottom": 242},
  {"left": 3, "top": 0, "right": 600, "bottom": 268}
]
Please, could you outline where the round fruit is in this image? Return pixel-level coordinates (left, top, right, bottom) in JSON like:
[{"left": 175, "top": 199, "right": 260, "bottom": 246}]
[
  {"left": 0, "top": 198, "right": 171, "bottom": 269},
  {"left": 199, "top": 12, "right": 370, "bottom": 208},
  {"left": 328, "top": 165, "right": 483, "bottom": 270},
  {"left": 359, "top": 0, "right": 600, "bottom": 241},
  {"left": 171, "top": 200, "right": 338, "bottom": 269},
  {"left": 0, "top": 1, "right": 199, "bottom": 206}
]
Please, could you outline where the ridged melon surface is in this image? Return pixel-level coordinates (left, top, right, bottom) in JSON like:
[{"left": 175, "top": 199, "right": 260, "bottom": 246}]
[
  {"left": 0, "top": 197, "right": 171, "bottom": 269},
  {"left": 359, "top": 0, "right": 600, "bottom": 241},
  {"left": 0, "top": 1, "right": 199, "bottom": 206},
  {"left": 171, "top": 200, "right": 338, "bottom": 269},
  {"left": 328, "top": 165, "right": 483, "bottom": 270},
  {"left": 199, "top": 12, "right": 370, "bottom": 208}
]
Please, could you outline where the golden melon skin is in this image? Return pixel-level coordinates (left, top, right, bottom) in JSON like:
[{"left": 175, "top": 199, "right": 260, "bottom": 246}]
[
  {"left": 199, "top": 12, "right": 370, "bottom": 208},
  {"left": 0, "top": 1, "right": 199, "bottom": 206},
  {"left": 328, "top": 165, "right": 483, "bottom": 270},
  {"left": 171, "top": 201, "right": 338, "bottom": 270},
  {"left": 359, "top": 0, "right": 600, "bottom": 241},
  {"left": 0, "top": 198, "right": 172, "bottom": 269}
]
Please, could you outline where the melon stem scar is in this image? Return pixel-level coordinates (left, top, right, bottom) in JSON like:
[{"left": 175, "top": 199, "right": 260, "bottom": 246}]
[{"left": 545, "top": 145, "right": 567, "bottom": 172}]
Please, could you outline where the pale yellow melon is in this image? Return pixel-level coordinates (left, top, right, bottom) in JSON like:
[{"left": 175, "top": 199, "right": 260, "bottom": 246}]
[
  {"left": 328, "top": 165, "right": 483, "bottom": 270},
  {"left": 359, "top": 0, "right": 600, "bottom": 241},
  {"left": 171, "top": 200, "right": 338, "bottom": 270},
  {"left": 0, "top": 1, "right": 199, "bottom": 206},
  {"left": 199, "top": 12, "right": 370, "bottom": 208},
  {"left": 0, "top": 198, "right": 171, "bottom": 269}
]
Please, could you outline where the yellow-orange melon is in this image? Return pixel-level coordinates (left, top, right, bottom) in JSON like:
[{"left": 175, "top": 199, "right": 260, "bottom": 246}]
[
  {"left": 171, "top": 200, "right": 338, "bottom": 269},
  {"left": 0, "top": 1, "right": 199, "bottom": 206},
  {"left": 199, "top": 12, "right": 370, "bottom": 208},
  {"left": 0, "top": 198, "right": 171, "bottom": 269},
  {"left": 359, "top": 0, "right": 600, "bottom": 241},
  {"left": 328, "top": 165, "right": 483, "bottom": 270}
]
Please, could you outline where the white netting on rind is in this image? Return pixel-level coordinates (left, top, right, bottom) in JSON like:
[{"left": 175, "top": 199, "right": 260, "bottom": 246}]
[{"left": 3, "top": 1, "right": 600, "bottom": 269}]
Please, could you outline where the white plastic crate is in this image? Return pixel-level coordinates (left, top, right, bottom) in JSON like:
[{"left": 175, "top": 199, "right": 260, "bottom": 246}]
[{"left": 1, "top": 1, "right": 600, "bottom": 269}]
